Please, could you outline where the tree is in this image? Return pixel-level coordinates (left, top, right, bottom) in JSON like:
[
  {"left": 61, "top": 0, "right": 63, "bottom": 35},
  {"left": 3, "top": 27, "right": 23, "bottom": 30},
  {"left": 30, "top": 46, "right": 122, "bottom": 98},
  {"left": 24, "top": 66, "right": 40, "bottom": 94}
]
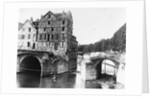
[{"left": 78, "top": 23, "right": 126, "bottom": 53}]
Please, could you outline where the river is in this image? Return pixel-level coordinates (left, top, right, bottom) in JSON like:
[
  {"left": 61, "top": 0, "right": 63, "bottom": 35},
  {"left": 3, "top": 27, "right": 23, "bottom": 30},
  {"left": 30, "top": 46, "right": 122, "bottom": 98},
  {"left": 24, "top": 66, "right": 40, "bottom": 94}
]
[
  {"left": 16, "top": 53, "right": 124, "bottom": 89},
  {"left": 17, "top": 71, "right": 101, "bottom": 88}
]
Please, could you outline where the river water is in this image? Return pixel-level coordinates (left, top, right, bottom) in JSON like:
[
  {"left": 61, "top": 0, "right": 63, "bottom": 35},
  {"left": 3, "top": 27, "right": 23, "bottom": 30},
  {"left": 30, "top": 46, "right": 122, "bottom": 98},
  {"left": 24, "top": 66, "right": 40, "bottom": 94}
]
[
  {"left": 17, "top": 71, "right": 102, "bottom": 88},
  {"left": 16, "top": 56, "right": 124, "bottom": 89}
]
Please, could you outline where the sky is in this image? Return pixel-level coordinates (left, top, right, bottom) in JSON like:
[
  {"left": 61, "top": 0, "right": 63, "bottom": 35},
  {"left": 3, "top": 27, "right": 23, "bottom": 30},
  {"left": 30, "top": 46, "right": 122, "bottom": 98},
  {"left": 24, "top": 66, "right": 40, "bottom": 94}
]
[{"left": 19, "top": 8, "right": 126, "bottom": 45}]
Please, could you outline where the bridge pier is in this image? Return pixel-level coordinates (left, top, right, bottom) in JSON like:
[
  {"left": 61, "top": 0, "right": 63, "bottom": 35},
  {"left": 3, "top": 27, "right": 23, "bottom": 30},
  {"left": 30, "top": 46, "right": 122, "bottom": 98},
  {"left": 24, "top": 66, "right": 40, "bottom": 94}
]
[{"left": 40, "top": 59, "right": 55, "bottom": 77}]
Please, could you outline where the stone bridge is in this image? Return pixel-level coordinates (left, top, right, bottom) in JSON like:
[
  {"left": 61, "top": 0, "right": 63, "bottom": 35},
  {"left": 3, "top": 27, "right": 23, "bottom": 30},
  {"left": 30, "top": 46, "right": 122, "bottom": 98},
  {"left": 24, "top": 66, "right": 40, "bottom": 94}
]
[
  {"left": 17, "top": 49, "right": 70, "bottom": 77},
  {"left": 86, "top": 55, "right": 122, "bottom": 80},
  {"left": 94, "top": 56, "right": 120, "bottom": 79}
]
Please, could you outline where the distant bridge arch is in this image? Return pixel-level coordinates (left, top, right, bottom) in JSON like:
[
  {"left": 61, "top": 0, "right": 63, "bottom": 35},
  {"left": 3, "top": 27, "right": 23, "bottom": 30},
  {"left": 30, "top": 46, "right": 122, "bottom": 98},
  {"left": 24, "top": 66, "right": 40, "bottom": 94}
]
[{"left": 92, "top": 56, "right": 120, "bottom": 79}]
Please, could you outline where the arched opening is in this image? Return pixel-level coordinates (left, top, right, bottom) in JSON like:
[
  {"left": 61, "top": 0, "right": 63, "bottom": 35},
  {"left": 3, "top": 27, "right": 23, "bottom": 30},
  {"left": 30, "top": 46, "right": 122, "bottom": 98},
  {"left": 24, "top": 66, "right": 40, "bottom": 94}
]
[
  {"left": 96, "top": 59, "right": 117, "bottom": 82},
  {"left": 101, "top": 59, "right": 116, "bottom": 76},
  {"left": 96, "top": 60, "right": 102, "bottom": 79},
  {"left": 20, "top": 56, "right": 41, "bottom": 75}
]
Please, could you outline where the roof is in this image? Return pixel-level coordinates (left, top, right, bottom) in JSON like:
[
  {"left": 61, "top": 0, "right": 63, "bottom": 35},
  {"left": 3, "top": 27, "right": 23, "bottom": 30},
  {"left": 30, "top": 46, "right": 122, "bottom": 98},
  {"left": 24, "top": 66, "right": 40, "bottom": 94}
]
[
  {"left": 41, "top": 10, "right": 72, "bottom": 20},
  {"left": 18, "top": 19, "right": 36, "bottom": 31},
  {"left": 18, "top": 22, "right": 23, "bottom": 30},
  {"left": 42, "top": 11, "right": 54, "bottom": 19}
]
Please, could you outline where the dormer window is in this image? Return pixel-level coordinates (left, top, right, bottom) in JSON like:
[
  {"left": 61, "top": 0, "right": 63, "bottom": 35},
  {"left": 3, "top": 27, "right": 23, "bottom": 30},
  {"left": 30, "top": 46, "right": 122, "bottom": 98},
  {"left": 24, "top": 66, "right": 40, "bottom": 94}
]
[{"left": 49, "top": 15, "right": 51, "bottom": 18}]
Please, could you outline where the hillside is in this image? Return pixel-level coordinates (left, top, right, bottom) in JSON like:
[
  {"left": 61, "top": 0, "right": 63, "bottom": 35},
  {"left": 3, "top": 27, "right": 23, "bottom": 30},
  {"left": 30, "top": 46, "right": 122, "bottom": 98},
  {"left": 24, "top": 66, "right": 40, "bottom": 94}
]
[{"left": 78, "top": 23, "right": 126, "bottom": 53}]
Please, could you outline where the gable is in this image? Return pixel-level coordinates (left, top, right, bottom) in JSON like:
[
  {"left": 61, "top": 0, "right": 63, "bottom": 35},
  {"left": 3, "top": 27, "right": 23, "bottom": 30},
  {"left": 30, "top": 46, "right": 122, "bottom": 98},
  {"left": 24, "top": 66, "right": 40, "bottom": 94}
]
[
  {"left": 19, "top": 20, "right": 35, "bottom": 30},
  {"left": 41, "top": 11, "right": 56, "bottom": 21},
  {"left": 23, "top": 21, "right": 34, "bottom": 28},
  {"left": 19, "top": 20, "right": 36, "bottom": 34}
]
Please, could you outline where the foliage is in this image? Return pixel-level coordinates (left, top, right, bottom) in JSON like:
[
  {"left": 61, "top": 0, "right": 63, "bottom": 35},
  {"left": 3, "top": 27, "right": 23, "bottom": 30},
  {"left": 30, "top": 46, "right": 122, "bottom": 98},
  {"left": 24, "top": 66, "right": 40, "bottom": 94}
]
[{"left": 78, "top": 23, "right": 126, "bottom": 53}]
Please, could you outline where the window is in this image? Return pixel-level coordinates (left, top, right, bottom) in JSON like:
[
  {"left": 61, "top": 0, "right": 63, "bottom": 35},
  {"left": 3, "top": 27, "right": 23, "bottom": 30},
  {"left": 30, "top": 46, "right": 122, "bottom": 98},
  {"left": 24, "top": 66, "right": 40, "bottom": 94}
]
[
  {"left": 39, "top": 34, "right": 42, "bottom": 40},
  {"left": 42, "top": 34, "right": 46, "bottom": 40},
  {"left": 44, "top": 34, "right": 47, "bottom": 40},
  {"left": 47, "top": 34, "right": 50, "bottom": 41},
  {"left": 54, "top": 43, "right": 59, "bottom": 50},
  {"left": 49, "top": 15, "right": 51, "bottom": 18},
  {"left": 55, "top": 34, "right": 59, "bottom": 40},
  {"left": 44, "top": 28, "right": 46, "bottom": 31},
  {"left": 48, "top": 21, "right": 50, "bottom": 25},
  {"left": 27, "top": 42, "right": 30, "bottom": 47},
  {"left": 28, "top": 35, "right": 30, "bottom": 39},
  {"left": 51, "top": 27, "right": 54, "bottom": 32},
  {"left": 28, "top": 27, "right": 31, "bottom": 32},
  {"left": 51, "top": 34, "right": 54, "bottom": 40},
  {"left": 62, "top": 34, "right": 65, "bottom": 40},
  {"left": 62, "top": 20, "right": 65, "bottom": 25},
  {"left": 62, "top": 27, "right": 65, "bottom": 31},
  {"left": 22, "top": 35, "right": 25, "bottom": 39},
  {"left": 32, "top": 43, "right": 35, "bottom": 49}
]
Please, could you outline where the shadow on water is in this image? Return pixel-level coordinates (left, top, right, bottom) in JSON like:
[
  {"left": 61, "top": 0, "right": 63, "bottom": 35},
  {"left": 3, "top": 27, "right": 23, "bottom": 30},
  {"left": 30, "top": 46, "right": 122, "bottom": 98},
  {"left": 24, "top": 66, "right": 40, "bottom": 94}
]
[
  {"left": 40, "top": 72, "right": 76, "bottom": 88},
  {"left": 17, "top": 72, "right": 117, "bottom": 88},
  {"left": 17, "top": 72, "right": 77, "bottom": 88},
  {"left": 17, "top": 72, "right": 41, "bottom": 88}
]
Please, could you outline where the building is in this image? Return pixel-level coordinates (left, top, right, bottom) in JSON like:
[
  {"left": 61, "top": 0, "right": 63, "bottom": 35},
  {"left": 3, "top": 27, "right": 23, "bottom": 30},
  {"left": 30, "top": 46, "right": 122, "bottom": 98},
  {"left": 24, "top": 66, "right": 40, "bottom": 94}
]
[
  {"left": 35, "top": 11, "right": 77, "bottom": 57},
  {"left": 18, "top": 19, "right": 37, "bottom": 50},
  {"left": 18, "top": 11, "right": 78, "bottom": 73}
]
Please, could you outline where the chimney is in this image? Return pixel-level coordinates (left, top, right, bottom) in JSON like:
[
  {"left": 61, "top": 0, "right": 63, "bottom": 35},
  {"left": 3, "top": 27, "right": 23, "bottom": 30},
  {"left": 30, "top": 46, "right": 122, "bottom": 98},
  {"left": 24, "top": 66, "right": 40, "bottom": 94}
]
[{"left": 30, "top": 17, "right": 33, "bottom": 22}]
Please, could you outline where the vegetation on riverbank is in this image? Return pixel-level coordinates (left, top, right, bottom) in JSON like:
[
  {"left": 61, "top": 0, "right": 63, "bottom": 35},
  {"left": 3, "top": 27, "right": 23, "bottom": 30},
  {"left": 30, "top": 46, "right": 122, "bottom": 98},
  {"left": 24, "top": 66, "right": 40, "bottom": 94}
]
[{"left": 78, "top": 23, "right": 126, "bottom": 53}]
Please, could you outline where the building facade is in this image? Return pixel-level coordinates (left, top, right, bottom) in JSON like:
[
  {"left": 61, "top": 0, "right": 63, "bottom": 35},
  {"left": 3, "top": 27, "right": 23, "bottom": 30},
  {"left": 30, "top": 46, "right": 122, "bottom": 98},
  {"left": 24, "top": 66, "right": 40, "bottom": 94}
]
[
  {"left": 35, "top": 11, "right": 77, "bottom": 58},
  {"left": 18, "top": 11, "right": 78, "bottom": 73},
  {"left": 18, "top": 20, "right": 37, "bottom": 50}
]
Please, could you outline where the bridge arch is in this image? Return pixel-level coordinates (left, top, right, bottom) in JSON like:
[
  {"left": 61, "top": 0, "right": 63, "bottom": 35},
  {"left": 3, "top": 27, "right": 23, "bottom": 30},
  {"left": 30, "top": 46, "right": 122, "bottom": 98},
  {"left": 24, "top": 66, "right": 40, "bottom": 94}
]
[
  {"left": 96, "top": 58, "right": 119, "bottom": 79},
  {"left": 20, "top": 55, "right": 41, "bottom": 75}
]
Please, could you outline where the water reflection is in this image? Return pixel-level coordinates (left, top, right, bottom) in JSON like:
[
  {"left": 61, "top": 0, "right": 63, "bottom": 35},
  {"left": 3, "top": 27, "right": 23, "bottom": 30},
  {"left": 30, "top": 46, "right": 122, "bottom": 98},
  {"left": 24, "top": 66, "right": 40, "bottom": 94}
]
[
  {"left": 17, "top": 56, "right": 87, "bottom": 88},
  {"left": 17, "top": 72, "right": 113, "bottom": 88},
  {"left": 16, "top": 59, "right": 120, "bottom": 88},
  {"left": 39, "top": 73, "right": 76, "bottom": 88},
  {"left": 17, "top": 72, "right": 83, "bottom": 88},
  {"left": 17, "top": 73, "right": 40, "bottom": 88}
]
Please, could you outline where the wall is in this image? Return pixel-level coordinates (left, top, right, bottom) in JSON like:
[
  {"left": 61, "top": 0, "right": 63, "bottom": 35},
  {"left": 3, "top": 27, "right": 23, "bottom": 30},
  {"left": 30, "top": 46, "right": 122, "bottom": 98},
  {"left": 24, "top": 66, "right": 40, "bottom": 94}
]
[{"left": 18, "top": 20, "right": 37, "bottom": 50}]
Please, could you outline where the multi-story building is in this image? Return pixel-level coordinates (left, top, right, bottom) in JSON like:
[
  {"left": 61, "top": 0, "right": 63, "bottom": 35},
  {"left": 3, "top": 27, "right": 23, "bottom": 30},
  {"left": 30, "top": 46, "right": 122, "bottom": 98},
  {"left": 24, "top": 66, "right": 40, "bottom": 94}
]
[
  {"left": 34, "top": 11, "right": 78, "bottom": 60},
  {"left": 18, "top": 11, "right": 78, "bottom": 72},
  {"left": 18, "top": 19, "right": 37, "bottom": 50}
]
